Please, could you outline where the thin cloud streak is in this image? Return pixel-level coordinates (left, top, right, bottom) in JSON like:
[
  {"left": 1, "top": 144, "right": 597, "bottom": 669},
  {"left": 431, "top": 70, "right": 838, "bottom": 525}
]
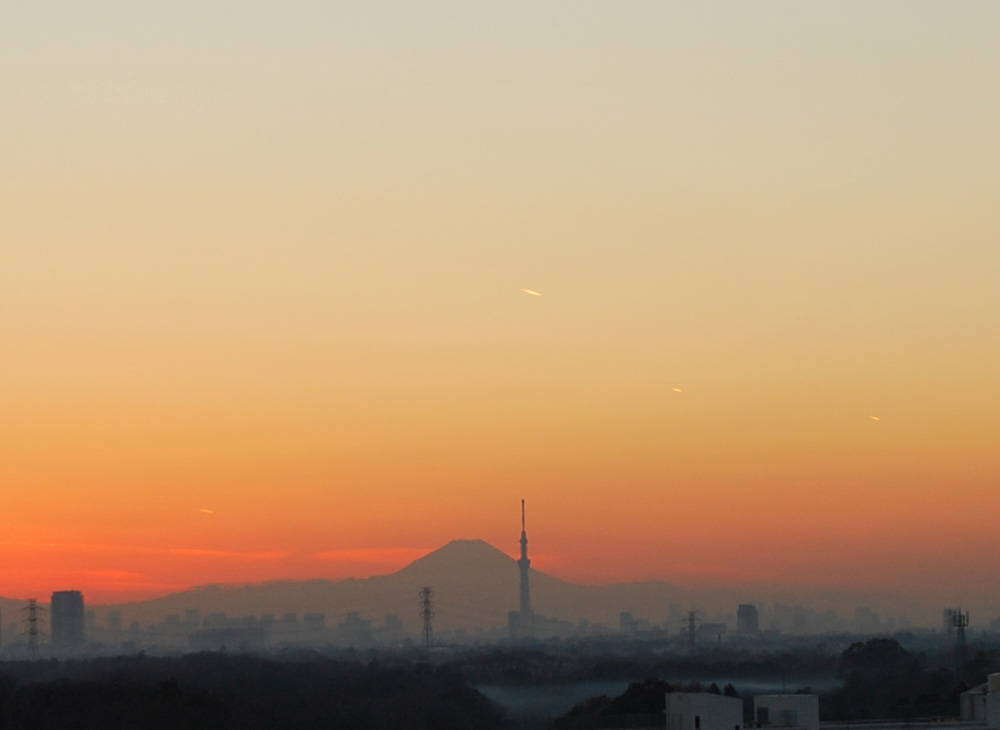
[
  {"left": 0, "top": 541, "right": 290, "bottom": 562},
  {"left": 167, "top": 548, "right": 291, "bottom": 561},
  {"left": 312, "top": 547, "right": 431, "bottom": 564}
]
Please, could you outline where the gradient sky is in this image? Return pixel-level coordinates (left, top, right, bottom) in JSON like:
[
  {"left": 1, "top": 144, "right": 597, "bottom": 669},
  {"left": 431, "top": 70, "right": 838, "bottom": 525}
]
[{"left": 2, "top": 3, "right": 998, "bottom": 622}]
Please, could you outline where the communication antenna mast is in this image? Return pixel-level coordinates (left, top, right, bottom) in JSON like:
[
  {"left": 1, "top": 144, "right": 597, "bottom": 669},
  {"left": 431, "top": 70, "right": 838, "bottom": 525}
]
[
  {"left": 419, "top": 587, "right": 435, "bottom": 652},
  {"left": 684, "top": 610, "right": 700, "bottom": 654},
  {"left": 953, "top": 608, "right": 969, "bottom": 673},
  {"left": 21, "top": 599, "right": 44, "bottom": 660},
  {"left": 943, "top": 608, "right": 957, "bottom": 637}
]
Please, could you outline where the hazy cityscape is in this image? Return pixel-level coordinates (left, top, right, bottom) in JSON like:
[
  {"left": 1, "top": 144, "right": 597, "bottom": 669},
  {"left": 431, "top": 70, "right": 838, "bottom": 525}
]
[
  {"left": 4, "top": 1, "right": 1000, "bottom": 728},
  {"left": 3, "top": 506, "right": 999, "bottom": 657},
  {"left": 3, "top": 505, "right": 1000, "bottom": 728}
]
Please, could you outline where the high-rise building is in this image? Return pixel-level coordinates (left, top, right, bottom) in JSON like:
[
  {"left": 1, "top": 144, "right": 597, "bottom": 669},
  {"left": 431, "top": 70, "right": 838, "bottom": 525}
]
[
  {"left": 107, "top": 609, "right": 122, "bottom": 634},
  {"left": 737, "top": 604, "right": 760, "bottom": 634},
  {"left": 51, "top": 590, "right": 85, "bottom": 651},
  {"left": 854, "top": 606, "right": 880, "bottom": 634}
]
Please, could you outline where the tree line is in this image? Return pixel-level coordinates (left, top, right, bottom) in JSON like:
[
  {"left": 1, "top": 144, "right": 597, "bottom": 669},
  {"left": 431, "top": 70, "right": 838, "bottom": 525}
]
[{"left": 0, "top": 653, "right": 505, "bottom": 730}]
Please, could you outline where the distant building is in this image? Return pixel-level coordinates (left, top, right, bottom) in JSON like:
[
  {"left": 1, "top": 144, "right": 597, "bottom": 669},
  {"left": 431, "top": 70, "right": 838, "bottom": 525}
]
[
  {"left": 51, "top": 590, "right": 85, "bottom": 651},
  {"left": 854, "top": 607, "right": 880, "bottom": 634},
  {"left": 333, "top": 612, "right": 372, "bottom": 646},
  {"left": 107, "top": 609, "right": 122, "bottom": 634},
  {"left": 737, "top": 604, "right": 759, "bottom": 634},
  {"left": 302, "top": 612, "right": 326, "bottom": 642},
  {"left": 666, "top": 692, "right": 743, "bottom": 730},
  {"left": 189, "top": 626, "right": 265, "bottom": 652},
  {"left": 699, "top": 623, "right": 727, "bottom": 645},
  {"left": 376, "top": 614, "right": 406, "bottom": 644},
  {"left": 203, "top": 612, "right": 229, "bottom": 629},
  {"left": 621, "top": 611, "right": 638, "bottom": 635},
  {"left": 303, "top": 612, "right": 326, "bottom": 629},
  {"left": 961, "top": 673, "right": 1000, "bottom": 729},
  {"left": 754, "top": 694, "right": 819, "bottom": 730}
]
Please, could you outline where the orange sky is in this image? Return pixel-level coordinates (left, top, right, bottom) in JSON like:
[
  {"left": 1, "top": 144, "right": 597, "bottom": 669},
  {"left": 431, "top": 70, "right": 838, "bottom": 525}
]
[{"left": 2, "top": 3, "right": 999, "bottom": 624}]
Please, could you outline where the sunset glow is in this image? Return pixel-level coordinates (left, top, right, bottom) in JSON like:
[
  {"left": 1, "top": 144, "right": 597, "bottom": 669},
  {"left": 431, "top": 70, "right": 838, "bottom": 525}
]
[{"left": 2, "top": 3, "right": 999, "bottom": 625}]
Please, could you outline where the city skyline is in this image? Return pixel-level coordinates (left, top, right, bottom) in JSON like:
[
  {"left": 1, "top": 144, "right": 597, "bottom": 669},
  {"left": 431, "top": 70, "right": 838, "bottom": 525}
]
[
  {"left": 0, "top": 525, "right": 987, "bottom": 631},
  {"left": 2, "top": 4, "right": 999, "bottom": 613},
  {"left": 0, "top": 538, "right": 969, "bottom": 639}
]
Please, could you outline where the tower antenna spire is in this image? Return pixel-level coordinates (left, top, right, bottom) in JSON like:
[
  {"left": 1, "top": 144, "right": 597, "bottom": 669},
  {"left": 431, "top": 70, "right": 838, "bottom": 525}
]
[{"left": 514, "top": 499, "right": 533, "bottom": 637}]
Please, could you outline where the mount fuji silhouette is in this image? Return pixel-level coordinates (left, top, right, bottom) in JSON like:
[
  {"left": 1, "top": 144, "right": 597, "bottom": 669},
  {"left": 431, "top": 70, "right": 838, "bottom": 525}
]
[{"left": 96, "top": 539, "right": 684, "bottom": 633}]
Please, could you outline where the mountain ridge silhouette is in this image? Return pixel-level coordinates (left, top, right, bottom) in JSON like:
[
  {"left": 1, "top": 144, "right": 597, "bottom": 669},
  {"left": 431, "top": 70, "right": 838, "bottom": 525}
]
[
  {"left": 0, "top": 540, "right": 939, "bottom": 634},
  {"left": 0, "top": 539, "right": 683, "bottom": 633}
]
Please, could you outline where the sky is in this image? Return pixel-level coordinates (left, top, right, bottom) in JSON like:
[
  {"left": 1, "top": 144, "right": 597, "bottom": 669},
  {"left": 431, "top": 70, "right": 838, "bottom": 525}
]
[{"left": 2, "top": 3, "right": 999, "bottom": 622}]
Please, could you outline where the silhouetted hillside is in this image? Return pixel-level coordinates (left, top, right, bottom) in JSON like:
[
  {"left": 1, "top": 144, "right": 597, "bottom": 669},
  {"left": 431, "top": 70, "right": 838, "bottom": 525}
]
[
  {"left": 87, "top": 539, "right": 684, "bottom": 634},
  {"left": 0, "top": 541, "right": 937, "bottom": 639}
]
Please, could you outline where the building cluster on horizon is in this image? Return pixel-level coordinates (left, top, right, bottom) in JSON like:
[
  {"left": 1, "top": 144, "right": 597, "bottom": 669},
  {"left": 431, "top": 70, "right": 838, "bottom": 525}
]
[
  {"left": 665, "top": 690, "right": 819, "bottom": 730},
  {"left": 3, "top": 506, "right": 998, "bottom": 657},
  {"left": 0, "top": 590, "right": 88, "bottom": 658},
  {"left": 664, "top": 680, "right": 1000, "bottom": 730}
]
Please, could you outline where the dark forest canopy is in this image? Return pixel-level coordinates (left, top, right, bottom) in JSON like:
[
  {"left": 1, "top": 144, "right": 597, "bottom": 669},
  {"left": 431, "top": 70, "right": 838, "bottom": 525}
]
[
  {"left": 1, "top": 640, "right": 998, "bottom": 728},
  {"left": 0, "top": 653, "right": 505, "bottom": 730}
]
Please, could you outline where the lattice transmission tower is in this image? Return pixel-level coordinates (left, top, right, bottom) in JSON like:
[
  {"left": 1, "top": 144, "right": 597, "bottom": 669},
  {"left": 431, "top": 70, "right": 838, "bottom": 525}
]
[
  {"left": 21, "top": 598, "right": 44, "bottom": 660},
  {"left": 419, "top": 587, "right": 435, "bottom": 652},
  {"left": 684, "top": 610, "right": 700, "bottom": 654}
]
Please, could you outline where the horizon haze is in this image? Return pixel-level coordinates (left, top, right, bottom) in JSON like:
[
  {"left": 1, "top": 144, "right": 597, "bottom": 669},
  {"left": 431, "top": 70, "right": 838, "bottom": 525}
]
[{"left": 0, "top": 539, "right": 961, "bottom": 634}]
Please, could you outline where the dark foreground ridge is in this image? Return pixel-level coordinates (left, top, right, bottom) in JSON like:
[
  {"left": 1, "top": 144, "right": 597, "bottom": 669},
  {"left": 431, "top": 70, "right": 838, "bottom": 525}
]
[{"left": 0, "top": 653, "right": 505, "bottom": 730}]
